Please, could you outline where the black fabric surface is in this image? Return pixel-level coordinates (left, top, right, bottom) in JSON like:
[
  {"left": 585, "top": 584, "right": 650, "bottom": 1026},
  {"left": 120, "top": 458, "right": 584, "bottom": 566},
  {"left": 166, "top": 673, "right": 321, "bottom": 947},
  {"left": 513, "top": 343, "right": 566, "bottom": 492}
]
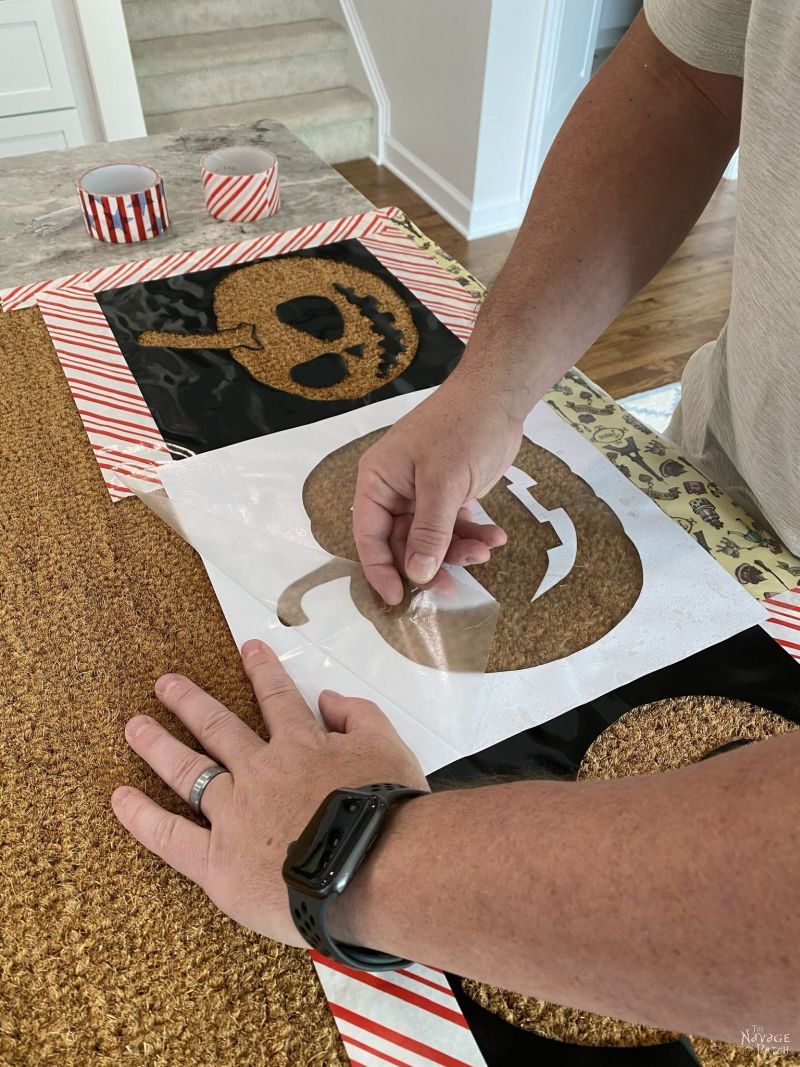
[
  {"left": 96, "top": 239, "right": 464, "bottom": 457},
  {"left": 433, "top": 626, "right": 799, "bottom": 1065}
]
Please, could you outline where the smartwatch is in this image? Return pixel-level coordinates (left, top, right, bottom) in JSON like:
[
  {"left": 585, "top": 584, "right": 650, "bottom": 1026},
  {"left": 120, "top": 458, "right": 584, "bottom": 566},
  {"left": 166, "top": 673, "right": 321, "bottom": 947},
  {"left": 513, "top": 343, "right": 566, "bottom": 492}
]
[{"left": 282, "top": 783, "right": 426, "bottom": 971}]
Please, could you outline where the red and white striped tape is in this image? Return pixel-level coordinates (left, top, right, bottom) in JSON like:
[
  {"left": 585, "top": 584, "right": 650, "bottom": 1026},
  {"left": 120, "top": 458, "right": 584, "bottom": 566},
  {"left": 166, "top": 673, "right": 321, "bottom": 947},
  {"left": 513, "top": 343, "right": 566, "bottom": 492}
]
[
  {"left": 76, "top": 163, "right": 169, "bottom": 244},
  {"left": 358, "top": 228, "right": 480, "bottom": 343},
  {"left": 761, "top": 587, "right": 800, "bottom": 661},
  {"left": 36, "top": 284, "right": 171, "bottom": 500},
  {"left": 202, "top": 145, "right": 281, "bottom": 222},
  {"left": 312, "top": 954, "right": 487, "bottom": 1067}
]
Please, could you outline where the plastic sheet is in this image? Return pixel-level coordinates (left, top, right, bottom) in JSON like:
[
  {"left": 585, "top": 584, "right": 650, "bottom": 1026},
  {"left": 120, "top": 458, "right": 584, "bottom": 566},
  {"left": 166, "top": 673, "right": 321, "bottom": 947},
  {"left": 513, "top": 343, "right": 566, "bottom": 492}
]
[
  {"left": 32, "top": 205, "right": 83, "bottom": 237},
  {"left": 129, "top": 474, "right": 499, "bottom": 769}
]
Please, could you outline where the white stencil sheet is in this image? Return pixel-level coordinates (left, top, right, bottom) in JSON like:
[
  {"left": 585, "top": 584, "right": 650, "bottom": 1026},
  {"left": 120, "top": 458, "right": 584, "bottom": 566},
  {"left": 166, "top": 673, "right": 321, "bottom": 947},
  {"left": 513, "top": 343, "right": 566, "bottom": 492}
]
[{"left": 154, "top": 389, "right": 765, "bottom": 774}]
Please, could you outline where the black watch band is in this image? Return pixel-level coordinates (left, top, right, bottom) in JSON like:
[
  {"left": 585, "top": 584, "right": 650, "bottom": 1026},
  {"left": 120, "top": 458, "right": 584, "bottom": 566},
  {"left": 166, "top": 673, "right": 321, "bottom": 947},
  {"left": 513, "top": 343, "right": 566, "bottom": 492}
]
[{"left": 283, "top": 783, "right": 427, "bottom": 971}]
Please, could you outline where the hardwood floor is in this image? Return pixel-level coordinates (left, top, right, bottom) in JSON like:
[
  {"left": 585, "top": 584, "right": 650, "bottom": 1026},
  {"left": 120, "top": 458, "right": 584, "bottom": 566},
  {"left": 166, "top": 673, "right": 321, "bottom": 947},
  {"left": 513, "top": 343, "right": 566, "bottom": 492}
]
[
  {"left": 335, "top": 159, "right": 737, "bottom": 399},
  {"left": 585, "top": 182, "right": 736, "bottom": 397}
]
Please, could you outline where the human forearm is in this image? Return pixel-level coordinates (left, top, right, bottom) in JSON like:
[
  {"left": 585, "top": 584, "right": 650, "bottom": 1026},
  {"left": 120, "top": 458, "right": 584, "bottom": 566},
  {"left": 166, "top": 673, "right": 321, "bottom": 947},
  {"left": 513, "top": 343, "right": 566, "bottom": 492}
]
[
  {"left": 332, "top": 732, "right": 800, "bottom": 1043},
  {"left": 451, "top": 12, "right": 742, "bottom": 420}
]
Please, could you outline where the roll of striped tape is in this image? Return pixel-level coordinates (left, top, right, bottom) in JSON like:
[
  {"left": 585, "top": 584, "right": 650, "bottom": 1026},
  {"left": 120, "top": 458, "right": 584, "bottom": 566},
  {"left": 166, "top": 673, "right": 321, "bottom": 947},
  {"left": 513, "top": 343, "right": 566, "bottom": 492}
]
[
  {"left": 201, "top": 145, "right": 281, "bottom": 222},
  {"left": 76, "top": 163, "right": 169, "bottom": 244}
]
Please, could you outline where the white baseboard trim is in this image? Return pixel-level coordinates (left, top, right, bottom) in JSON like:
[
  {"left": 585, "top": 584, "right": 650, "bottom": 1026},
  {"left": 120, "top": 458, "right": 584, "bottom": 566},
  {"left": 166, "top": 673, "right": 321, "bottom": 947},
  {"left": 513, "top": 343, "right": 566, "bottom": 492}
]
[
  {"left": 381, "top": 135, "right": 526, "bottom": 237},
  {"left": 383, "top": 136, "right": 472, "bottom": 236},
  {"left": 337, "top": 0, "right": 523, "bottom": 236},
  {"left": 383, "top": 136, "right": 524, "bottom": 239},
  {"left": 468, "top": 197, "right": 525, "bottom": 239}
]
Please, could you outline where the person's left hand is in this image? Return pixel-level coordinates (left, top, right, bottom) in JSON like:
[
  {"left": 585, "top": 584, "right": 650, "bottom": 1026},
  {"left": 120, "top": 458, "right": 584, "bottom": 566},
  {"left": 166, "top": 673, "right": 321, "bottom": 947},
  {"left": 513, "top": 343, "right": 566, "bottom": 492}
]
[{"left": 111, "top": 640, "right": 428, "bottom": 947}]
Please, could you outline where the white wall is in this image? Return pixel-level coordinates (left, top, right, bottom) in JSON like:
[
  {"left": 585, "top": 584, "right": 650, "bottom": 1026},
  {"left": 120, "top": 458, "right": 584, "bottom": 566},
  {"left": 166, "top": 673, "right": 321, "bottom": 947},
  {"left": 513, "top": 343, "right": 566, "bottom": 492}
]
[
  {"left": 350, "top": 0, "right": 492, "bottom": 230},
  {"left": 73, "top": 0, "right": 145, "bottom": 140},
  {"left": 338, "top": 0, "right": 606, "bottom": 239},
  {"left": 344, "top": 0, "right": 579, "bottom": 239}
]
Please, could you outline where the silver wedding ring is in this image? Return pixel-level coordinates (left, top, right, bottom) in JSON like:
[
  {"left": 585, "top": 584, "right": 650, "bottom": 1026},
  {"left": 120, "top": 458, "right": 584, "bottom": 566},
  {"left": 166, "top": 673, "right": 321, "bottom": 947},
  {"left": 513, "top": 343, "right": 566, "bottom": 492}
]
[{"left": 189, "top": 764, "right": 229, "bottom": 816}]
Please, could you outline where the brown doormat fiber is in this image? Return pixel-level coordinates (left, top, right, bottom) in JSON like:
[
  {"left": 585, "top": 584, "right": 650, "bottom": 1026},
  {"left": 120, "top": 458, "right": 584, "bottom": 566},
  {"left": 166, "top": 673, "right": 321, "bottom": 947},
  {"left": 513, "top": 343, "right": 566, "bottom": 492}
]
[
  {"left": 5, "top": 304, "right": 796, "bottom": 1067},
  {"left": 0, "top": 307, "right": 347, "bottom": 1065}
]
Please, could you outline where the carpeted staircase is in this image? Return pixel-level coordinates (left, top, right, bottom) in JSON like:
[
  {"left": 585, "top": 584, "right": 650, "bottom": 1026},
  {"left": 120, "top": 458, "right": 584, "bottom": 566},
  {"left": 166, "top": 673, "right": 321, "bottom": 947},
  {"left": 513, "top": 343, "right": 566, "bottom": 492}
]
[{"left": 123, "top": 0, "right": 374, "bottom": 162}]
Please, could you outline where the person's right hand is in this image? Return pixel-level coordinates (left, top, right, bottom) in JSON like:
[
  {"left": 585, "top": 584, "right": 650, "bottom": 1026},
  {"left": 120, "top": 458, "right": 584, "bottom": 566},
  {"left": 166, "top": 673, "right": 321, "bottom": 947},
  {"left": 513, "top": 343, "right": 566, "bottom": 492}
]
[{"left": 353, "top": 381, "right": 524, "bottom": 604}]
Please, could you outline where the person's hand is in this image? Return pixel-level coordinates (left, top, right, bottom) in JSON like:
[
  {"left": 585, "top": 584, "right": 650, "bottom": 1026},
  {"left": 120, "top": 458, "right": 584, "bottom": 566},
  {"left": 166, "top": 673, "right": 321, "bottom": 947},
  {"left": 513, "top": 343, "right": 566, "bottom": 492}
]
[
  {"left": 111, "top": 640, "right": 428, "bottom": 947},
  {"left": 353, "top": 380, "right": 523, "bottom": 604}
]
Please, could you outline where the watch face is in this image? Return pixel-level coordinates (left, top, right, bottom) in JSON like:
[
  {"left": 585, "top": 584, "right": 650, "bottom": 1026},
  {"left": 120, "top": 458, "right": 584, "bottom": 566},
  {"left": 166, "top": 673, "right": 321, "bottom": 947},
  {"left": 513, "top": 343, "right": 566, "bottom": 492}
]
[{"left": 283, "top": 791, "right": 383, "bottom": 898}]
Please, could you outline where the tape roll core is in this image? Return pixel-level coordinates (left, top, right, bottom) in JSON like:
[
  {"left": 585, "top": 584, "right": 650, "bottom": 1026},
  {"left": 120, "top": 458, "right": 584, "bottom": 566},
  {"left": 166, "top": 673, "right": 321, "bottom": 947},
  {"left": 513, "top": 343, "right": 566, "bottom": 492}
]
[{"left": 202, "top": 146, "right": 276, "bottom": 177}]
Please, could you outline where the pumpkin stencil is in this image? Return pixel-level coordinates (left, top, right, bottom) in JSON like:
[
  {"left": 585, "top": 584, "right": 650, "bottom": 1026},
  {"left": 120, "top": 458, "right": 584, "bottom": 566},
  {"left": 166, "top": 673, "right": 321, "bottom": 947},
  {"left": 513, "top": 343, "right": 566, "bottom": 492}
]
[{"left": 278, "top": 427, "right": 644, "bottom": 672}]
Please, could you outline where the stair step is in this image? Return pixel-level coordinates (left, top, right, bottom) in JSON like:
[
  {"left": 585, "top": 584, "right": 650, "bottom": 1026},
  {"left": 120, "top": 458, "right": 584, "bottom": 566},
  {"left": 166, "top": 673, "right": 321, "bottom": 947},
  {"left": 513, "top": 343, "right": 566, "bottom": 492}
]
[
  {"left": 146, "top": 88, "right": 375, "bottom": 163},
  {"left": 133, "top": 21, "right": 348, "bottom": 114},
  {"left": 124, "top": 0, "right": 322, "bottom": 41},
  {"left": 131, "top": 20, "right": 346, "bottom": 78},
  {"left": 146, "top": 87, "right": 371, "bottom": 134},
  {"left": 302, "top": 118, "right": 374, "bottom": 164}
]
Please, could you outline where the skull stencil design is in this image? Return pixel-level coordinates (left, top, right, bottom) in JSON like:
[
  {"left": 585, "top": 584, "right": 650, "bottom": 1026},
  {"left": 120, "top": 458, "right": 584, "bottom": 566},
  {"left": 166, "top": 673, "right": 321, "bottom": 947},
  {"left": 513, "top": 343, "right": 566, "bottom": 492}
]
[
  {"left": 277, "top": 427, "right": 644, "bottom": 672},
  {"left": 137, "top": 256, "right": 420, "bottom": 401}
]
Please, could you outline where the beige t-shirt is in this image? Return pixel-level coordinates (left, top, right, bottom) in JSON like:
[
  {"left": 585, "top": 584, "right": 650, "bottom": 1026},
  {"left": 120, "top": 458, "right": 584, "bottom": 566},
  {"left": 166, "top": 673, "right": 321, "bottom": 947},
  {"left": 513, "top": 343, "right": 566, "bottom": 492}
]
[{"left": 644, "top": 0, "right": 800, "bottom": 553}]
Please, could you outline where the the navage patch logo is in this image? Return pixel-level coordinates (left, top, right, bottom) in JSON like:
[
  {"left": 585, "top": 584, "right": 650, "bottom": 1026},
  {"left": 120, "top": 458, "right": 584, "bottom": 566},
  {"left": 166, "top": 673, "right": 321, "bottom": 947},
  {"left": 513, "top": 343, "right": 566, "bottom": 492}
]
[{"left": 740, "top": 1023, "right": 792, "bottom": 1053}]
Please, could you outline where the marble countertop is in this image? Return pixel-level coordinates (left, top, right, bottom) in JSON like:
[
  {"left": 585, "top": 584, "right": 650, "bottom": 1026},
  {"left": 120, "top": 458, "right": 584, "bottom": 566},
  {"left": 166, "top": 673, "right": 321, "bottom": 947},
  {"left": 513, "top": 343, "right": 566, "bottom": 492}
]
[{"left": 0, "top": 121, "right": 373, "bottom": 293}]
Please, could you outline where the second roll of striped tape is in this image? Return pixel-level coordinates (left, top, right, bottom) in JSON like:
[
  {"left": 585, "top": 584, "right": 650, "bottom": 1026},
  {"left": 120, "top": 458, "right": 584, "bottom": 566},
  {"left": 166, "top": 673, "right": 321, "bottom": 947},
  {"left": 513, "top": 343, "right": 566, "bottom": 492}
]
[{"left": 201, "top": 146, "right": 281, "bottom": 222}]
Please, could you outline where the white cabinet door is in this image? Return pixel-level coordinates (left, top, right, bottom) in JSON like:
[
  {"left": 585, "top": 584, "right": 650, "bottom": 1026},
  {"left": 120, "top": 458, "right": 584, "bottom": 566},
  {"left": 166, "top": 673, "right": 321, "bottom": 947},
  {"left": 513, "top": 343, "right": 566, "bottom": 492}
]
[
  {"left": 0, "top": 108, "right": 85, "bottom": 157},
  {"left": 0, "top": 0, "right": 76, "bottom": 117}
]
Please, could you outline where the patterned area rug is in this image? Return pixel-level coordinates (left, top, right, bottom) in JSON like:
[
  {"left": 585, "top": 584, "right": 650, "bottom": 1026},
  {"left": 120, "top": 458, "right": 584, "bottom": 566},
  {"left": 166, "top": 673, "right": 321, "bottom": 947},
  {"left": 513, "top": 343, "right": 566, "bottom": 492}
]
[{"left": 619, "top": 381, "right": 681, "bottom": 434}]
